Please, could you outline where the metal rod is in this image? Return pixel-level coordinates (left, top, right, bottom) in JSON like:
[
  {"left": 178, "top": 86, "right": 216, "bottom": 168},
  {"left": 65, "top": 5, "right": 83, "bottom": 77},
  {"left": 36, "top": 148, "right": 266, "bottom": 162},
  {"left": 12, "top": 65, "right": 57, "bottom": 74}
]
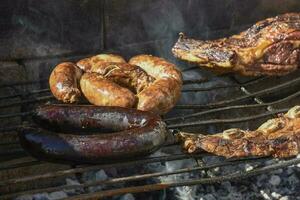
[
  {"left": 0, "top": 95, "right": 54, "bottom": 109},
  {"left": 0, "top": 154, "right": 205, "bottom": 186},
  {"left": 0, "top": 125, "right": 25, "bottom": 133},
  {"left": 63, "top": 157, "right": 300, "bottom": 200},
  {"left": 0, "top": 111, "right": 33, "bottom": 119},
  {"left": 182, "top": 78, "right": 209, "bottom": 85},
  {"left": 0, "top": 89, "right": 50, "bottom": 101},
  {"left": 181, "top": 66, "right": 200, "bottom": 72},
  {"left": 181, "top": 76, "right": 268, "bottom": 92},
  {"left": 240, "top": 76, "right": 270, "bottom": 85},
  {"left": 0, "top": 160, "right": 41, "bottom": 171},
  {"left": 174, "top": 76, "right": 300, "bottom": 109},
  {"left": 0, "top": 79, "right": 48, "bottom": 88},
  {"left": 182, "top": 84, "right": 238, "bottom": 92},
  {"left": 167, "top": 88, "right": 300, "bottom": 122},
  {"left": 167, "top": 108, "right": 288, "bottom": 129}
]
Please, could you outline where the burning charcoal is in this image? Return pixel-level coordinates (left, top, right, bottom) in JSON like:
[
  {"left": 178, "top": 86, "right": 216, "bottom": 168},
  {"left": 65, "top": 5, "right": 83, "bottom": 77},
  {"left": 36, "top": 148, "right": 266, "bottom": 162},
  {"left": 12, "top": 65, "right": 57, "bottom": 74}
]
[
  {"left": 271, "top": 192, "right": 282, "bottom": 199},
  {"left": 279, "top": 196, "right": 290, "bottom": 200},
  {"left": 269, "top": 175, "right": 281, "bottom": 186},
  {"left": 257, "top": 174, "right": 268, "bottom": 187},
  {"left": 175, "top": 185, "right": 198, "bottom": 200},
  {"left": 220, "top": 181, "right": 232, "bottom": 192},
  {"left": 15, "top": 194, "right": 33, "bottom": 200},
  {"left": 260, "top": 190, "right": 272, "bottom": 200},
  {"left": 32, "top": 193, "right": 50, "bottom": 200},
  {"left": 119, "top": 193, "right": 135, "bottom": 200},
  {"left": 64, "top": 178, "right": 83, "bottom": 195},
  {"left": 286, "top": 167, "right": 294, "bottom": 175},
  {"left": 244, "top": 163, "right": 254, "bottom": 171},
  {"left": 200, "top": 194, "right": 216, "bottom": 200},
  {"left": 84, "top": 169, "right": 108, "bottom": 193},
  {"left": 225, "top": 192, "right": 243, "bottom": 200},
  {"left": 287, "top": 174, "right": 299, "bottom": 185},
  {"left": 271, "top": 169, "right": 283, "bottom": 175},
  {"left": 48, "top": 191, "right": 67, "bottom": 200}
]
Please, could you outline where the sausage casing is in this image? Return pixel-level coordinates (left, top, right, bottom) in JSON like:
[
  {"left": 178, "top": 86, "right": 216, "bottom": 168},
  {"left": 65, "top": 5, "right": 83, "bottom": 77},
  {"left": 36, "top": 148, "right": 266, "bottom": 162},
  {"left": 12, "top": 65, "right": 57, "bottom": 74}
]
[
  {"left": 32, "top": 104, "right": 154, "bottom": 133},
  {"left": 80, "top": 73, "right": 137, "bottom": 108},
  {"left": 49, "top": 62, "right": 82, "bottom": 103},
  {"left": 129, "top": 55, "right": 183, "bottom": 115},
  {"left": 76, "top": 54, "right": 126, "bottom": 72},
  {"left": 88, "top": 62, "right": 155, "bottom": 93},
  {"left": 20, "top": 105, "right": 167, "bottom": 164}
]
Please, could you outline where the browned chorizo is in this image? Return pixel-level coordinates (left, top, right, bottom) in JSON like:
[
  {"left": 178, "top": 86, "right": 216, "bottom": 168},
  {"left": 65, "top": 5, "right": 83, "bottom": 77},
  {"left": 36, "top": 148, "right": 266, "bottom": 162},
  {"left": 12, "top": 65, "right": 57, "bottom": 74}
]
[
  {"left": 129, "top": 55, "right": 183, "bottom": 115},
  {"left": 76, "top": 54, "right": 126, "bottom": 72},
  {"left": 80, "top": 73, "right": 137, "bottom": 107},
  {"left": 49, "top": 62, "right": 82, "bottom": 103},
  {"left": 88, "top": 62, "right": 155, "bottom": 93}
]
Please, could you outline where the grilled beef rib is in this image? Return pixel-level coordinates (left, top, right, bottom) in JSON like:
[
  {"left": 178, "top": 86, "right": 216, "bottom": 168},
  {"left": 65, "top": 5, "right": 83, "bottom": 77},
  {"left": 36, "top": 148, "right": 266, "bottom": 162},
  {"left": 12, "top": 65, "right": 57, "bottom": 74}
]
[{"left": 172, "top": 13, "right": 300, "bottom": 76}]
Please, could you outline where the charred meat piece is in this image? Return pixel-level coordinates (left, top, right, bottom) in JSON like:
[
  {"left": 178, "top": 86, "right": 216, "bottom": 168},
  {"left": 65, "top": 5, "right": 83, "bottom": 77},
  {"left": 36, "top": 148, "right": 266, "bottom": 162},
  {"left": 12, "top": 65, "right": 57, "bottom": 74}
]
[
  {"left": 20, "top": 105, "right": 167, "bottom": 164},
  {"left": 177, "top": 106, "right": 300, "bottom": 158},
  {"left": 172, "top": 13, "right": 300, "bottom": 76}
]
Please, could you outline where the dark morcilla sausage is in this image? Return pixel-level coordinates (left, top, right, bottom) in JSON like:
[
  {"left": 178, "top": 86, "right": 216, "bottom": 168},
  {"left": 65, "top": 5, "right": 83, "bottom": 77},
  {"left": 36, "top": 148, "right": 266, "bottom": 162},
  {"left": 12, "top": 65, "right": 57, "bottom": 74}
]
[{"left": 20, "top": 105, "right": 167, "bottom": 164}]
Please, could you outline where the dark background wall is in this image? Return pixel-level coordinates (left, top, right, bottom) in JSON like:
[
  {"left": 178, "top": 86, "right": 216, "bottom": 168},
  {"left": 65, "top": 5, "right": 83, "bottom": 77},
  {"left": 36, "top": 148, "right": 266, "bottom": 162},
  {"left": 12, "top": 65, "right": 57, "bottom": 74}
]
[{"left": 1, "top": 0, "right": 300, "bottom": 61}]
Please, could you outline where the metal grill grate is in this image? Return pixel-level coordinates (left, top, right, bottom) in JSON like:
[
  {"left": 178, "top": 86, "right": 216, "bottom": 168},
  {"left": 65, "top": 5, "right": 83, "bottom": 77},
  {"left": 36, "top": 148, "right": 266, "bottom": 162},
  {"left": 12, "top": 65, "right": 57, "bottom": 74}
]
[{"left": 1, "top": 65, "right": 300, "bottom": 199}]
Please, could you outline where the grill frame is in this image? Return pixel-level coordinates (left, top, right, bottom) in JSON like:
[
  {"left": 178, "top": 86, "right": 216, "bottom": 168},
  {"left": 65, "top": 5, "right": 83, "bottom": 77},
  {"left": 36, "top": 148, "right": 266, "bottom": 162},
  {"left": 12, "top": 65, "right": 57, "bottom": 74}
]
[{"left": 1, "top": 64, "right": 300, "bottom": 199}]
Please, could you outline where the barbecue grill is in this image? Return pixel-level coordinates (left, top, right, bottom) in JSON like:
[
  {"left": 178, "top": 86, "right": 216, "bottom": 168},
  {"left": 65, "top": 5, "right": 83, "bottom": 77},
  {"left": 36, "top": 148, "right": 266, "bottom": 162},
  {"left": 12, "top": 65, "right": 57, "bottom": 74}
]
[
  {"left": 2, "top": 0, "right": 300, "bottom": 199},
  {"left": 1, "top": 64, "right": 300, "bottom": 199}
]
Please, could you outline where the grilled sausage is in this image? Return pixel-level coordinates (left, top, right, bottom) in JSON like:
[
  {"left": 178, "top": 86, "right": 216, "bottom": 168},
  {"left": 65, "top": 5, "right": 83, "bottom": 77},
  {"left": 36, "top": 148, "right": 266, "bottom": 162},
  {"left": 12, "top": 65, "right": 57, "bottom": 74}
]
[
  {"left": 87, "top": 62, "right": 155, "bottom": 93},
  {"left": 129, "top": 55, "right": 183, "bottom": 115},
  {"left": 80, "top": 73, "right": 137, "bottom": 107},
  {"left": 20, "top": 105, "right": 167, "bottom": 164},
  {"left": 49, "top": 62, "right": 82, "bottom": 103},
  {"left": 32, "top": 104, "right": 154, "bottom": 133},
  {"left": 76, "top": 54, "right": 126, "bottom": 72},
  {"left": 50, "top": 54, "right": 182, "bottom": 115}
]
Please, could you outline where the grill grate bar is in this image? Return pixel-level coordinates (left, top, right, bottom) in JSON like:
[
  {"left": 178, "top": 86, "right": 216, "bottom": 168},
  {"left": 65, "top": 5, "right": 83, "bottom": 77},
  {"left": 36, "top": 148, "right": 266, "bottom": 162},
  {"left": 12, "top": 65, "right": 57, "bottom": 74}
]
[
  {"left": 0, "top": 157, "right": 269, "bottom": 199},
  {"left": 0, "top": 79, "right": 48, "bottom": 88},
  {"left": 167, "top": 108, "right": 288, "bottom": 129},
  {"left": 182, "top": 84, "right": 238, "bottom": 92},
  {"left": 0, "top": 160, "right": 41, "bottom": 171},
  {"left": 0, "top": 111, "right": 33, "bottom": 119},
  {"left": 0, "top": 95, "right": 54, "bottom": 109},
  {"left": 175, "top": 76, "right": 300, "bottom": 109},
  {"left": 182, "top": 78, "right": 209, "bottom": 84},
  {"left": 0, "top": 125, "right": 25, "bottom": 133},
  {"left": 0, "top": 89, "right": 50, "bottom": 101},
  {"left": 63, "top": 157, "right": 300, "bottom": 200},
  {"left": 166, "top": 90, "right": 300, "bottom": 122},
  {"left": 0, "top": 154, "right": 208, "bottom": 186},
  {"left": 181, "top": 66, "right": 200, "bottom": 72}
]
